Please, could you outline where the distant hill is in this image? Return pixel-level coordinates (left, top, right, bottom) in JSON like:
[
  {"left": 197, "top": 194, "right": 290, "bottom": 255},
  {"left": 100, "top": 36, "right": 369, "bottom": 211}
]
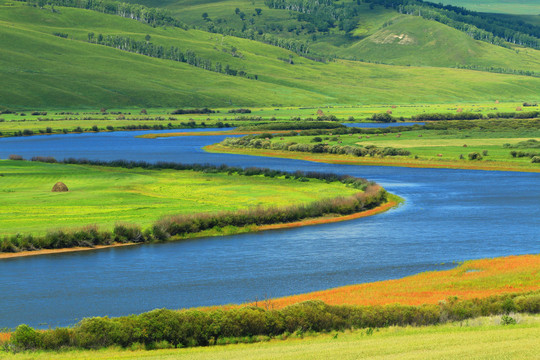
[
  {"left": 121, "top": 0, "right": 540, "bottom": 73},
  {"left": 0, "top": 0, "right": 539, "bottom": 109},
  {"left": 437, "top": 1, "right": 540, "bottom": 15}
]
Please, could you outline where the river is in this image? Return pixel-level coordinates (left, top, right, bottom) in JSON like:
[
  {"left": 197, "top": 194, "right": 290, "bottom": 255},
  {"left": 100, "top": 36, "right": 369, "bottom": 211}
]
[{"left": 0, "top": 128, "right": 538, "bottom": 328}]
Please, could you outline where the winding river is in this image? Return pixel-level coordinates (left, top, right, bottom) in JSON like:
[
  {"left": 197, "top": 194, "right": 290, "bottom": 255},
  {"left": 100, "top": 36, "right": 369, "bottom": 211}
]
[{"left": 0, "top": 128, "right": 539, "bottom": 328}]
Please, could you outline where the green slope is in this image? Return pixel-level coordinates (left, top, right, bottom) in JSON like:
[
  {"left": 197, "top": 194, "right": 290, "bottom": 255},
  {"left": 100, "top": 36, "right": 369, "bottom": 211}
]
[
  {"left": 1, "top": 0, "right": 539, "bottom": 109},
  {"left": 438, "top": 0, "right": 540, "bottom": 15},
  {"left": 333, "top": 15, "right": 540, "bottom": 72},
  {"left": 122, "top": 0, "right": 540, "bottom": 72}
]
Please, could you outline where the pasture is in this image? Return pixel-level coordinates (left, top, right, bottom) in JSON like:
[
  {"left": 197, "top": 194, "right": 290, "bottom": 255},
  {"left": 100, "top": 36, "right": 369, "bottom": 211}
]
[{"left": 0, "top": 160, "right": 360, "bottom": 236}]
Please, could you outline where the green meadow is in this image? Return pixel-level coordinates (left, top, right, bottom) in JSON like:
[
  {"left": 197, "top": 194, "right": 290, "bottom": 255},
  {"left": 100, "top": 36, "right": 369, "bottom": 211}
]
[
  {"left": 0, "top": 160, "right": 360, "bottom": 236},
  {"left": 3, "top": 316, "right": 539, "bottom": 360},
  {"left": 1, "top": 102, "right": 536, "bottom": 137},
  {"left": 269, "top": 129, "right": 540, "bottom": 164}
]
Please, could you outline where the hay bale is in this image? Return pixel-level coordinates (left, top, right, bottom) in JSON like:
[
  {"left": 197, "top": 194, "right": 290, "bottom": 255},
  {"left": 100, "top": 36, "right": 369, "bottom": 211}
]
[{"left": 52, "top": 182, "right": 69, "bottom": 192}]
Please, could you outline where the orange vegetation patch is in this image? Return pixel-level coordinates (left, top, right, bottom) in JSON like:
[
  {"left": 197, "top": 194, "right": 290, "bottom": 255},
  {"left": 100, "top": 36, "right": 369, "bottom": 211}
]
[
  {"left": 205, "top": 144, "right": 540, "bottom": 173},
  {"left": 262, "top": 254, "right": 540, "bottom": 309},
  {"left": 0, "top": 332, "right": 11, "bottom": 342}
]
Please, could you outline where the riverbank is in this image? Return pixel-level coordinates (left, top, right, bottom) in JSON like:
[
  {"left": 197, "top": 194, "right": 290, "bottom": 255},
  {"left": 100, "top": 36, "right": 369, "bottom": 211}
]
[
  {"left": 0, "top": 199, "right": 398, "bottom": 260},
  {"left": 137, "top": 129, "right": 296, "bottom": 139},
  {"left": 205, "top": 144, "right": 540, "bottom": 173}
]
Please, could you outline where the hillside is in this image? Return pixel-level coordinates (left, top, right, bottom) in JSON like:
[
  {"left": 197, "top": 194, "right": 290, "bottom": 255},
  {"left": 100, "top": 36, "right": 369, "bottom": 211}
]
[
  {"left": 126, "top": 0, "right": 540, "bottom": 73},
  {"left": 439, "top": 0, "right": 540, "bottom": 15},
  {"left": 1, "top": 0, "right": 539, "bottom": 109}
]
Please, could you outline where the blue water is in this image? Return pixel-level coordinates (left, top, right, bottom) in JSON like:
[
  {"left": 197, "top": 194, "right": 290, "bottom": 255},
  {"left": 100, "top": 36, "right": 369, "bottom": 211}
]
[{"left": 0, "top": 130, "right": 539, "bottom": 329}]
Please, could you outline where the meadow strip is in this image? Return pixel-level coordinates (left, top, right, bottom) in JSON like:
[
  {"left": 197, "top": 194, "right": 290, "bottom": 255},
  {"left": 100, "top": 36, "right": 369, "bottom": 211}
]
[
  {"left": 205, "top": 144, "right": 540, "bottom": 173},
  {"left": 0, "top": 159, "right": 391, "bottom": 257}
]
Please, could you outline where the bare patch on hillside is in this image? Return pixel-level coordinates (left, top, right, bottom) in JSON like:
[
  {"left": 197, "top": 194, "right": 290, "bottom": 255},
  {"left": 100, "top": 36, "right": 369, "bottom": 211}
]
[{"left": 370, "top": 31, "right": 416, "bottom": 45}]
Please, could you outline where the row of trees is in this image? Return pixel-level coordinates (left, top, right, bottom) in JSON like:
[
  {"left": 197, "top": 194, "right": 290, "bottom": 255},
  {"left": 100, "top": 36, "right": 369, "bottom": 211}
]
[
  {"left": 23, "top": 0, "right": 188, "bottom": 29},
  {"left": 7, "top": 292, "right": 539, "bottom": 351},
  {"left": 87, "top": 34, "right": 256, "bottom": 79},
  {"left": 221, "top": 136, "right": 411, "bottom": 158}
]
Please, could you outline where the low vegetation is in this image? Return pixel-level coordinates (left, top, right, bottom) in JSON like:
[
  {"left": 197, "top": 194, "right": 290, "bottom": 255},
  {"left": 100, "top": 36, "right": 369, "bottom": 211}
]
[
  {"left": 2, "top": 291, "right": 538, "bottom": 352},
  {"left": 209, "top": 118, "right": 540, "bottom": 171}
]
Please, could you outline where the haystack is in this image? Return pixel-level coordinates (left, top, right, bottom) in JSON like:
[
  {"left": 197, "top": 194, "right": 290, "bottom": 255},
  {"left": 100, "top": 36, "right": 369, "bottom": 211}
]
[{"left": 52, "top": 182, "right": 69, "bottom": 192}]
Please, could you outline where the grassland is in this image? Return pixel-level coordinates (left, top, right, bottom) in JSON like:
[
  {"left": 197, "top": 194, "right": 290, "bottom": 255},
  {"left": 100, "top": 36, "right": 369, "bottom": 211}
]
[
  {"left": 0, "top": 160, "right": 361, "bottom": 236},
  {"left": 3, "top": 317, "right": 539, "bottom": 360},
  {"left": 203, "top": 120, "right": 540, "bottom": 172},
  {"left": 439, "top": 0, "right": 540, "bottom": 14},
  {"left": 1, "top": 1, "right": 540, "bottom": 109},
  {"left": 2, "top": 102, "right": 537, "bottom": 137}
]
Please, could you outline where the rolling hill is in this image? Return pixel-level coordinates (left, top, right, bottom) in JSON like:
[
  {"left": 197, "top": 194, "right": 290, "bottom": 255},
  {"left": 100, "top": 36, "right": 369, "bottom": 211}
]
[{"left": 0, "top": 0, "right": 539, "bottom": 109}]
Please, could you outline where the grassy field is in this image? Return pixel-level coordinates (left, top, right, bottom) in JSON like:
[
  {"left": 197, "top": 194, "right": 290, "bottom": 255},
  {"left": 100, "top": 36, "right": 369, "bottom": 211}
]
[
  {"left": 1, "top": 1, "right": 539, "bottom": 109},
  {"left": 3, "top": 316, "right": 539, "bottom": 359},
  {"left": 0, "top": 160, "right": 361, "bottom": 236},
  {"left": 1, "top": 102, "right": 537, "bottom": 136},
  {"left": 203, "top": 121, "right": 540, "bottom": 171}
]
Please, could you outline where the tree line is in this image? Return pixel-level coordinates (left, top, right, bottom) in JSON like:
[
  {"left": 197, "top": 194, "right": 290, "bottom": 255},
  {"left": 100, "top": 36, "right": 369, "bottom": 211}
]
[
  {"left": 6, "top": 292, "right": 539, "bottom": 351},
  {"left": 21, "top": 0, "right": 188, "bottom": 29},
  {"left": 87, "top": 33, "right": 256, "bottom": 79},
  {"left": 221, "top": 135, "right": 411, "bottom": 158}
]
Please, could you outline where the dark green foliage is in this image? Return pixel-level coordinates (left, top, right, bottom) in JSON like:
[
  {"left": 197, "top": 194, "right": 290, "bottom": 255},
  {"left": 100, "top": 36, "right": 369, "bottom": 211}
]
[
  {"left": 171, "top": 108, "right": 215, "bottom": 115},
  {"left": 238, "top": 121, "right": 345, "bottom": 131},
  {"left": 90, "top": 34, "right": 255, "bottom": 79},
  {"left": 25, "top": 0, "right": 188, "bottom": 29},
  {"left": 11, "top": 325, "right": 42, "bottom": 351},
  {"left": 228, "top": 108, "right": 252, "bottom": 114},
  {"left": 222, "top": 136, "right": 410, "bottom": 158},
  {"left": 503, "top": 139, "right": 540, "bottom": 149},
  {"left": 468, "top": 152, "right": 483, "bottom": 160},
  {"left": 8, "top": 292, "right": 539, "bottom": 351},
  {"left": 411, "top": 112, "right": 484, "bottom": 121},
  {"left": 500, "top": 315, "right": 517, "bottom": 325},
  {"left": 370, "top": 113, "right": 396, "bottom": 123}
]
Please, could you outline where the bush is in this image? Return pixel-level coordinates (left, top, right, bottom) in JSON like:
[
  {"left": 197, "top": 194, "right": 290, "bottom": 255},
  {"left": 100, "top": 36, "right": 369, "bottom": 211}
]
[
  {"left": 531, "top": 156, "right": 540, "bottom": 163},
  {"left": 468, "top": 152, "right": 483, "bottom": 161},
  {"left": 8, "top": 292, "right": 539, "bottom": 351},
  {"left": 8, "top": 154, "right": 23, "bottom": 160},
  {"left": 11, "top": 324, "right": 42, "bottom": 351}
]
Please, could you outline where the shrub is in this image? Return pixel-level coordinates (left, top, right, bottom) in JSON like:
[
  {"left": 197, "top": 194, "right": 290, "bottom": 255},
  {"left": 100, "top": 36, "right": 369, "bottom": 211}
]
[
  {"left": 468, "top": 152, "right": 483, "bottom": 161},
  {"left": 532, "top": 156, "right": 540, "bottom": 163},
  {"left": 11, "top": 324, "right": 42, "bottom": 351},
  {"left": 500, "top": 315, "right": 516, "bottom": 325},
  {"left": 8, "top": 154, "right": 23, "bottom": 160}
]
